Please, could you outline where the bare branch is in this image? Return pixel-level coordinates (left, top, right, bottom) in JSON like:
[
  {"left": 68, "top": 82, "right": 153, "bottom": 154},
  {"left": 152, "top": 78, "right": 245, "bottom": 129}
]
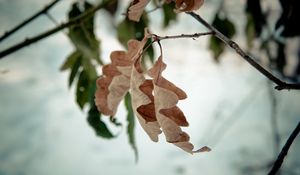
[
  {"left": 151, "top": 32, "right": 213, "bottom": 41},
  {"left": 268, "top": 122, "right": 300, "bottom": 175},
  {"left": 0, "top": 0, "right": 61, "bottom": 43},
  {"left": 0, "top": 0, "right": 114, "bottom": 59},
  {"left": 186, "top": 12, "right": 300, "bottom": 91}
]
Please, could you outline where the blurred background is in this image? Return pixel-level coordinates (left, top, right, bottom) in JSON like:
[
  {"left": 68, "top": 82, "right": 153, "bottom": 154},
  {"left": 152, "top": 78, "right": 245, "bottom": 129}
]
[{"left": 0, "top": 0, "right": 299, "bottom": 174}]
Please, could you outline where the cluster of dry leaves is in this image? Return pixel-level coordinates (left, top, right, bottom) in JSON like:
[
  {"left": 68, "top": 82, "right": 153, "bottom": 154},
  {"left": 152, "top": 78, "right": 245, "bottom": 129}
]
[
  {"left": 95, "top": 28, "right": 210, "bottom": 154},
  {"left": 128, "top": 0, "right": 204, "bottom": 22},
  {"left": 95, "top": 0, "right": 210, "bottom": 154}
]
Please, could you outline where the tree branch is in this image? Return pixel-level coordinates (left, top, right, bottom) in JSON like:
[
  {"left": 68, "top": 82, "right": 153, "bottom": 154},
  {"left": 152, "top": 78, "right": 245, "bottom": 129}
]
[
  {"left": 186, "top": 12, "right": 300, "bottom": 91},
  {"left": 0, "top": 0, "right": 113, "bottom": 59},
  {"left": 268, "top": 122, "right": 300, "bottom": 175},
  {"left": 0, "top": 0, "right": 61, "bottom": 43},
  {"left": 151, "top": 32, "right": 213, "bottom": 41}
]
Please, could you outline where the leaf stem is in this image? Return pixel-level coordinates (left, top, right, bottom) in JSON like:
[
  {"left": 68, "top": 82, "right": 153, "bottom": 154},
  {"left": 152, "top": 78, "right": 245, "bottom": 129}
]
[{"left": 186, "top": 12, "right": 300, "bottom": 91}]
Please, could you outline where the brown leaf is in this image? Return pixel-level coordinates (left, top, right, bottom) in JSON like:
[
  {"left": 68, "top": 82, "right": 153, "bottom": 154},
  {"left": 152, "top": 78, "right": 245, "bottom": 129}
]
[
  {"left": 131, "top": 62, "right": 162, "bottom": 142},
  {"left": 129, "top": 31, "right": 162, "bottom": 141},
  {"left": 128, "top": 0, "right": 151, "bottom": 22},
  {"left": 175, "top": 0, "right": 204, "bottom": 12},
  {"left": 95, "top": 52, "right": 132, "bottom": 116},
  {"left": 148, "top": 56, "right": 210, "bottom": 154},
  {"left": 95, "top": 30, "right": 149, "bottom": 116}
]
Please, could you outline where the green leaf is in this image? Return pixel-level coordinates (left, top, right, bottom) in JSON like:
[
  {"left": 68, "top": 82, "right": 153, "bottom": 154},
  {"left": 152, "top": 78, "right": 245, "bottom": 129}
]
[
  {"left": 145, "top": 39, "right": 154, "bottom": 63},
  {"left": 76, "top": 70, "right": 89, "bottom": 109},
  {"left": 117, "top": 18, "right": 135, "bottom": 47},
  {"left": 87, "top": 103, "right": 115, "bottom": 139},
  {"left": 68, "top": 56, "right": 82, "bottom": 87},
  {"left": 81, "top": 57, "right": 97, "bottom": 80},
  {"left": 209, "top": 37, "right": 225, "bottom": 62},
  {"left": 133, "top": 13, "right": 149, "bottom": 40},
  {"left": 60, "top": 51, "right": 81, "bottom": 71},
  {"left": 125, "top": 93, "right": 138, "bottom": 162},
  {"left": 209, "top": 14, "right": 236, "bottom": 62},
  {"left": 88, "top": 78, "right": 97, "bottom": 105},
  {"left": 245, "top": 14, "right": 256, "bottom": 49},
  {"left": 67, "top": 2, "right": 102, "bottom": 65},
  {"left": 162, "top": 2, "right": 177, "bottom": 28}
]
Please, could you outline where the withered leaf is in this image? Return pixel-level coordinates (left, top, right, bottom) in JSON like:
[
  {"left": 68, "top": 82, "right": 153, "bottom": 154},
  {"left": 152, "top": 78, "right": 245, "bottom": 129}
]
[
  {"left": 128, "top": 0, "right": 151, "bottom": 22},
  {"left": 130, "top": 59, "right": 162, "bottom": 142},
  {"left": 95, "top": 30, "right": 149, "bottom": 116},
  {"left": 148, "top": 56, "right": 210, "bottom": 154}
]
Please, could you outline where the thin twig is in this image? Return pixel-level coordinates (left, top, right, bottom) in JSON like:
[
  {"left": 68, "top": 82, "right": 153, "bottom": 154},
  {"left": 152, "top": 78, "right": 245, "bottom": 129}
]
[
  {"left": 268, "top": 122, "right": 300, "bottom": 175},
  {"left": 186, "top": 12, "right": 300, "bottom": 91},
  {"left": 152, "top": 32, "right": 213, "bottom": 41},
  {"left": 0, "top": 0, "right": 114, "bottom": 59},
  {"left": 0, "top": 0, "right": 61, "bottom": 43}
]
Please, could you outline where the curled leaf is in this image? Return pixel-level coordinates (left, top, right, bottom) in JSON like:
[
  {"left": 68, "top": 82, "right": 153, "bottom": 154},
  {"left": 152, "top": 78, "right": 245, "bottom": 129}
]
[
  {"left": 130, "top": 59, "right": 162, "bottom": 142},
  {"left": 175, "top": 0, "right": 204, "bottom": 12},
  {"left": 148, "top": 56, "right": 210, "bottom": 154},
  {"left": 95, "top": 29, "right": 149, "bottom": 116},
  {"left": 128, "top": 0, "right": 151, "bottom": 22}
]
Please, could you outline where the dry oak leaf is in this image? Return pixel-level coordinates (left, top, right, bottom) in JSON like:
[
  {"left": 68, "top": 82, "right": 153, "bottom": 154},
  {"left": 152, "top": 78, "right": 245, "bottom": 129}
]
[
  {"left": 148, "top": 56, "right": 210, "bottom": 154},
  {"left": 128, "top": 0, "right": 151, "bottom": 22},
  {"left": 130, "top": 59, "right": 162, "bottom": 142},
  {"left": 95, "top": 31, "right": 149, "bottom": 116},
  {"left": 175, "top": 0, "right": 204, "bottom": 12}
]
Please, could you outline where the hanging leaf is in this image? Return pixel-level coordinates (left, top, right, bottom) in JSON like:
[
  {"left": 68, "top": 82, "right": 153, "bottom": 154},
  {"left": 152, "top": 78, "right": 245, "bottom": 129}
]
[
  {"left": 148, "top": 56, "right": 210, "bottom": 153},
  {"left": 76, "top": 70, "right": 90, "bottom": 109},
  {"left": 87, "top": 103, "right": 115, "bottom": 139},
  {"left": 81, "top": 57, "right": 97, "bottom": 80},
  {"left": 162, "top": 2, "right": 177, "bottom": 28},
  {"left": 125, "top": 93, "right": 138, "bottom": 161},
  {"left": 128, "top": 0, "right": 150, "bottom": 22},
  {"left": 130, "top": 57, "right": 162, "bottom": 142},
  {"left": 68, "top": 56, "right": 82, "bottom": 87},
  {"left": 95, "top": 30, "right": 149, "bottom": 116},
  {"left": 117, "top": 18, "right": 136, "bottom": 47},
  {"left": 67, "top": 2, "right": 102, "bottom": 64},
  {"left": 60, "top": 51, "right": 81, "bottom": 71}
]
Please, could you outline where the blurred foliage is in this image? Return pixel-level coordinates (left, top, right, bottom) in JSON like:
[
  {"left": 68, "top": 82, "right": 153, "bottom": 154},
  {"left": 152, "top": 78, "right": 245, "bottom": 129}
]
[
  {"left": 61, "top": 1, "right": 117, "bottom": 139},
  {"left": 208, "top": 13, "right": 236, "bottom": 62},
  {"left": 161, "top": 2, "right": 177, "bottom": 28},
  {"left": 276, "top": 0, "right": 300, "bottom": 37},
  {"left": 125, "top": 93, "right": 138, "bottom": 161}
]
